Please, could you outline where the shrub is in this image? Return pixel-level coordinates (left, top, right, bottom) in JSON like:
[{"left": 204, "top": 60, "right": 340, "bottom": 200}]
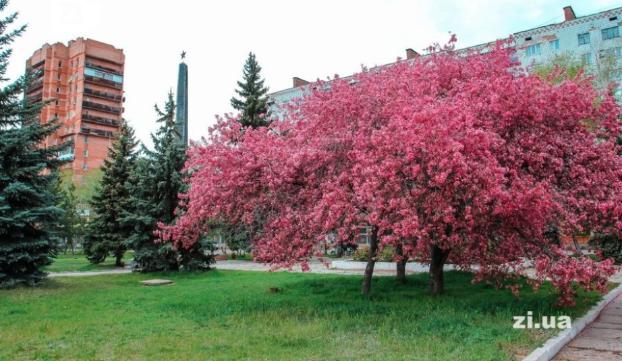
[
  {"left": 352, "top": 245, "right": 369, "bottom": 261},
  {"left": 352, "top": 245, "right": 395, "bottom": 262},
  {"left": 590, "top": 234, "right": 622, "bottom": 264}
]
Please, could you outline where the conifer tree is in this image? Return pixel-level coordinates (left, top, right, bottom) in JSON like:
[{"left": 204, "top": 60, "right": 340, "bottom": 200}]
[
  {"left": 230, "top": 52, "right": 270, "bottom": 128},
  {"left": 124, "top": 157, "right": 179, "bottom": 271},
  {"left": 0, "top": 0, "right": 68, "bottom": 287},
  {"left": 126, "top": 93, "right": 213, "bottom": 271},
  {"left": 56, "top": 182, "right": 81, "bottom": 254},
  {"left": 83, "top": 120, "right": 137, "bottom": 266}
]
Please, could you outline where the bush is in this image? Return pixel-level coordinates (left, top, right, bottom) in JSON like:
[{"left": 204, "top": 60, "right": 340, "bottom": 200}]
[
  {"left": 590, "top": 234, "right": 622, "bottom": 264},
  {"left": 352, "top": 245, "right": 395, "bottom": 262},
  {"left": 352, "top": 245, "right": 369, "bottom": 261}
]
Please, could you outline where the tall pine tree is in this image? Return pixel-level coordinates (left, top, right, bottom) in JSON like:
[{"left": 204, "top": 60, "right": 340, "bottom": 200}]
[
  {"left": 125, "top": 92, "right": 213, "bottom": 272},
  {"left": 230, "top": 52, "right": 270, "bottom": 128},
  {"left": 0, "top": 0, "right": 68, "bottom": 287},
  {"left": 56, "top": 181, "right": 82, "bottom": 254},
  {"left": 51, "top": 172, "right": 83, "bottom": 254},
  {"left": 83, "top": 120, "right": 137, "bottom": 266},
  {"left": 124, "top": 156, "right": 179, "bottom": 271}
]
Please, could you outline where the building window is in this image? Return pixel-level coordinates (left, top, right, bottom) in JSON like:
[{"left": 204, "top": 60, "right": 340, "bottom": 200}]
[
  {"left": 84, "top": 135, "right": 88, "bottom": 144},
  {"left": 525, "top": 43, "right": 541, "bottom": 56},
  {"left": 82, "top": 163, "right": 88, "bottom": 171},
  {"left": 357, "top": 226, "right": 372, "bottom": 245},
  {"left": 549, "top": 39, "right": 560, "bottom": 51},
  {"left": 83, "top": 149, "right": 88, "bottom": 157},
  {"left": 602, "top": 26, "right": 620, "bottom": 40},
  {"left": 58, "top": 61, "right": 62, "bottom": 67},
  {"left": 578, "top": 32, "right": 590, "bottom": 45},
  {"left": 56, "top": 87, "right": 60, "bottom": 93},
  {"left": 84, "top": 67, "right": 123, "bottom": 84},
  {"left": 602, "top": 47, "right": 622, "bottom": 58},
  {"left": 581, "top": 53, "right": 593, "bottom": 65}
]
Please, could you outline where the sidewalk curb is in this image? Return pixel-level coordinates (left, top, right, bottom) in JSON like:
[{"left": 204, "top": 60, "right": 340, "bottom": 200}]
[{"left": 522, "top": 282, "right": 622, "bottom": 361}]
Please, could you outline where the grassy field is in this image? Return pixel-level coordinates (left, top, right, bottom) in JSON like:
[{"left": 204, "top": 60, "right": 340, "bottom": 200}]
[
  {"left": 0, "top": 270, "right": 603, "bottom": 361},
  {"left": 44, "top": 252, "right": 134, "bottom": 273}
]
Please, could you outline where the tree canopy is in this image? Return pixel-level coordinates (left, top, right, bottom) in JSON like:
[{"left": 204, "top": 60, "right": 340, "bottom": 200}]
[
  {"left": 230, "top": 52, "right": 270, "bottom": 128},
  {"left": 160, "top": 38, "right": 621, "bottom": 305},
  {"left": 0, "top": 0, "right": 69, "bottom": 287}
]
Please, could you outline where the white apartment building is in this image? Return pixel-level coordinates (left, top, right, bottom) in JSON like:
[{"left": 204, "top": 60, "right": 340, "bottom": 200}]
[{"left": 269, "top": 5, "right": 622, "bottom": 110}]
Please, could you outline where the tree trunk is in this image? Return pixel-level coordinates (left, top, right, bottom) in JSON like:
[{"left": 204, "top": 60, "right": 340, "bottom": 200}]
[
  {"left": 396, "top": 244, "right": 407, "bottom": 284},
  {"left": 114, "top": 251, "right": 125, "bottom": 267},
  {"left": 336, "top": 245, "right": 344, "bottom": 258},
  {"left": 572, "top": 235, "right": 582, "bottom": 255},
  {"left": 429, "top": 245, "right": 450, "bottom": 296},
  {"left": 361, "top": 227, "right": 379, "bottom": 296}
]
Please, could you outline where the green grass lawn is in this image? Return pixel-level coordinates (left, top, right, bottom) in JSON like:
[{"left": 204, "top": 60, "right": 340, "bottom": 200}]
[
  {"left": 0, "top": 270, "right": 603, "bottom": 361},
  {"left": 44, "top": 252, "right": 134, "bottom": 273}
]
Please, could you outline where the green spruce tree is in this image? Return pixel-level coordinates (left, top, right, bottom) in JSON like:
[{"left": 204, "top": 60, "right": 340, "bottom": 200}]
[
  {"left": 230, "top": 52, "right": 270, "bottom": 128},
  {"left": 56, "top": 182, "right": 82, "bottom": 254},
  {"left": 124, "top": 157, "right": 179, "bottom": 271},
  {"left": 0, "top": 0, "right": 68, "bottom": 287},
  {"left": 83, "top": 120, "right": 137, "bottom": 266},
  {"left": 125, "top": 92, "right": 213, "bottom": 271}
]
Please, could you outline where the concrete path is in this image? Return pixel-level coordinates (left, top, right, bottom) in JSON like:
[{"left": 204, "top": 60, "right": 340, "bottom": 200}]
[
  {"left": 553, "top": 293, "right": 622, "bottom": 361},
  {"left": 48, "top": 268, "right": 131, "bottom": 277},
  {"left": 215, "top": 259, "right": 407, "bottom": 276},
  {"left": 47, "top": 260, "right": 622, "bottom": 281},
  {"left": 48, "top": 260, "right": 414, "bottom": 277}
]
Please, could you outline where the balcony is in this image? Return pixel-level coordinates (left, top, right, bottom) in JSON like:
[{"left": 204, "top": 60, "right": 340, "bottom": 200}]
[
  {"left": 85, "top": 61, "right": 123, "bottom": 76},
  {"left": 58, "top": 152, "right": 75, "bottom": 161},
  {"left": 84, "top": 75, "right": 123, "bottom": 90},
  {"left": 26, "top": 78, "right": 43, "bottom": 93},
  {"left": 27, "top": 92, "right": 43, "bottom": 104},
  {"left": 84, "top": 87, "right": 123, "bottom": 102},
  {"left": 80, "top": 126, "right": 115, "bottom": 138},
  {"left": 82, "top": 113, "right": 120, "bottom": 127},
  {"left": 82, "top": 100, "right": 122, "bottom": 115}
]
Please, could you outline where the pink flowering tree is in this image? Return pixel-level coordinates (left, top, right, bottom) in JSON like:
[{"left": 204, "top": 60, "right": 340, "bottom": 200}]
[{"left": 159, "top": 38, "right": 621, "bottom": 305}]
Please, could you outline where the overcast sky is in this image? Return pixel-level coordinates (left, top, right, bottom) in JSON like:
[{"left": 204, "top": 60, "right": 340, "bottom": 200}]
[{"left": 5, "top": 0, "right": 621, "bottom": 145}]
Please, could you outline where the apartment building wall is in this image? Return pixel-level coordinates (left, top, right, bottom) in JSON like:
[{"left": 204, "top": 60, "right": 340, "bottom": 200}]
[
  {"left": 25, "top": 38, "right": 125, "bottom": 184},
  {"left": 270, "top": 6, "right": 622, "bottom": 110}
]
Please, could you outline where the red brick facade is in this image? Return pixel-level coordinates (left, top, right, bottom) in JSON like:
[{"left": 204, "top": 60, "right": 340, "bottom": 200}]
[{"left": 25, "top": 38, "right": 125, "bottom": 184}]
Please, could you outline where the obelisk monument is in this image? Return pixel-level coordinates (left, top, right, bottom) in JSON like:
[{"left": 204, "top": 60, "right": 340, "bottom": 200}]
[{"left": 175, "top": 51, "right": 189, "bottom": 145}]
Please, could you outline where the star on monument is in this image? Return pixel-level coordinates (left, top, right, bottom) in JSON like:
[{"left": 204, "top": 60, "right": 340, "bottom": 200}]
[{"left": 181, "top": 51, "right": 186, "bottom": 60}]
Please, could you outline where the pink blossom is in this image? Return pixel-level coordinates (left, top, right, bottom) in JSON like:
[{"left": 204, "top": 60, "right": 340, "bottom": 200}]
[{"left": 158, "top": 39, "right": 621, "bottom": 305}]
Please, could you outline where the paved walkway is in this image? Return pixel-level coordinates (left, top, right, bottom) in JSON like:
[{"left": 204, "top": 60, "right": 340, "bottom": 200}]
[
  {"left": 48, "top": 268, "right": 131, "bottom": 277},
  {"left": 46, "top": 260, "right": 413, "bottom": 278},
  {"left": 554, "top": 293, "right": 622, "bottom": 361},
  {"left": 47, "top": 260, "right": 622, "bottom": 281},
  {"left": 214, "top": 259, "right": 404, "bottom": 276}
]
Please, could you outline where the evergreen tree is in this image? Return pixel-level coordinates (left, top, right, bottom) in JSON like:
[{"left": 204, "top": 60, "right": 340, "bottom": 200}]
[
  {"left": 83, "top": 120, "right": 137, "bottom": 266},
  {"left": 56, "top": 182, "right": 82, "bottom": 254},
  {"left": 0, "top": 1, "right": 68, "bottom": 288},
  {"left": 230, "top": 52, "right": 270, "bottom": 128},
  {"left": 124, "top": 157, "right": 179, "bottom": 271},
  {"left": 125, "top": 93, "right": 213, "bottom": 271}
]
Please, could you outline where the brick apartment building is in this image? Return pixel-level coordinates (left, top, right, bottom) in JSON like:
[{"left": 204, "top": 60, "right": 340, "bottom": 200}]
[{"left": 25, "top": 38, "right": 125, "bottom": 184}]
